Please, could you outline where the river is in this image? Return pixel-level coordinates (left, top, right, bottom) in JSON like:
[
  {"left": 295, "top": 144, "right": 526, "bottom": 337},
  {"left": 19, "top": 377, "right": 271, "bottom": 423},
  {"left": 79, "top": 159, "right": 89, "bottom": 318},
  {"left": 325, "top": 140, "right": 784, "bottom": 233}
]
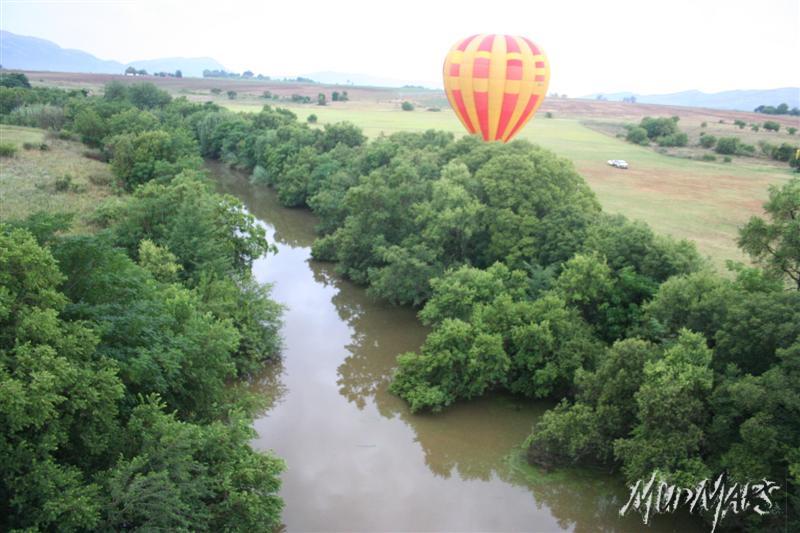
[{"left": 210, "top": 162, "right": 701, "bottom": 532}]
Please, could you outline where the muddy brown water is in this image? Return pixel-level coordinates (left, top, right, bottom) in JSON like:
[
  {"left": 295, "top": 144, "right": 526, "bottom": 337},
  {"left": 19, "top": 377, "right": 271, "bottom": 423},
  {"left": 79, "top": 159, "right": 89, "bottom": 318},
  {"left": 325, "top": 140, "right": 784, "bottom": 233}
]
[{"left": 210, "top": 161, "right": 702, "bottom": 532}]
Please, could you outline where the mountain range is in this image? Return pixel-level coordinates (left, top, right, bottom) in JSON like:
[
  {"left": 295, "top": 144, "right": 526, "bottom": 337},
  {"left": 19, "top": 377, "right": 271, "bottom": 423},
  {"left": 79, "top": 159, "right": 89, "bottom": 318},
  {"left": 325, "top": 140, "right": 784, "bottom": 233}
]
[
  {"left": 0, "top": 30, "right": 225, "bottom": 77},
  {"left": 584, "top": 88, "right": 800, "bottom": 112}
]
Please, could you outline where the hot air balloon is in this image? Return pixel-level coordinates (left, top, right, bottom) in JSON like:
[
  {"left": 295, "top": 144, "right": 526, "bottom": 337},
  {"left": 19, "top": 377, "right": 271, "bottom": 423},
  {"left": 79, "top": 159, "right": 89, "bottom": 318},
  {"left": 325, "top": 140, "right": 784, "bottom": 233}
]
[{"left": 443, "top": 34, "right": 550, "bottom": 142}]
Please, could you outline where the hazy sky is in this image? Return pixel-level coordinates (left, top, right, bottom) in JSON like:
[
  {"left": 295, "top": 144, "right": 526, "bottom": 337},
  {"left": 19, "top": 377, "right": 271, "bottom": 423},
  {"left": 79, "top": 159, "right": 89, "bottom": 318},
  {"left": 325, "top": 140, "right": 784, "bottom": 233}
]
[{"left": 1, "top": 0, "right": 798, "bottom": 95}]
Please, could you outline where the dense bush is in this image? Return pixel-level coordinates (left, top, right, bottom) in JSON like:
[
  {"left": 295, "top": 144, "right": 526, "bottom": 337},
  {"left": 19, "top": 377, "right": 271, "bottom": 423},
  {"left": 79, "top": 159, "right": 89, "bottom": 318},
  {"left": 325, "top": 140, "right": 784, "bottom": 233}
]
[{"left": 699, "top": 134, "right": 716, "bottom": 148}]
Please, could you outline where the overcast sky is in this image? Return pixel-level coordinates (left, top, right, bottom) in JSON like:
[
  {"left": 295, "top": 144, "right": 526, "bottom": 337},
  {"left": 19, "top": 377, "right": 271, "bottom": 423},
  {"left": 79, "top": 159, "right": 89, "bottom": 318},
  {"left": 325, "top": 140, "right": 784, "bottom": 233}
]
[{"left": 2, "top": 0, "right": 798, "bottom": 95}]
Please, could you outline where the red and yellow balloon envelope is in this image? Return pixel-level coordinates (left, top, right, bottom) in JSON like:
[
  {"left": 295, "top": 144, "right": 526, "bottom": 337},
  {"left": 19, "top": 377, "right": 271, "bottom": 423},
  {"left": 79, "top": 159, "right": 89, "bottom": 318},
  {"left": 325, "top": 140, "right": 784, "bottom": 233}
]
[{"left": 443, "top": 34, "right": 550, "bottom": 142}]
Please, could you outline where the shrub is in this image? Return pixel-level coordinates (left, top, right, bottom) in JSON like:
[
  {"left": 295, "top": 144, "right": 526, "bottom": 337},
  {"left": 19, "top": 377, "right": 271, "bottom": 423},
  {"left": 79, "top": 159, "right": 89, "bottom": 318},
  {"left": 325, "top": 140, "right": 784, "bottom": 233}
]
[
  {"left": 0, "top": 142, "right": 18, "bottom": 157},
  {"left": 723, "top": 156, "right": 732, "bottom": 163},
  {"left": 701, "top": 122, "right": 707, "bottom": 128},
  {"left": 789, "top": 127, "right": 798, "bottom": 135},
  {"left": 758, "top": 140, "right": 775, "bottom": 156},
  {"left": 227, "top": 90, "right": 237, "bottom": 100},
  {"left": 545, "top": 112, "right": 553, "bottom": 118},
  {"left": 699, "top": 134, "right": 716, "bottom": 149},
  {"left": 656, "top": 132, "right": 688, "bottom": 147},
  {"left": 7, "top": 103, "right": 66, "bottom": 129},
  {"left": 625, "top": 126, "right": 649, "bottom": 145},
  {"left": 771, "top": 143, "right": 798, "bottom": 162},
  {"left": 22, "top": 142, "right": 37, "bottom": 150},
  {"left": 739, "top": 143, "right": 756, "bottom": 156},
  {"left": 54, "top": 174, "right": 74, "bottom": 192},
  {"left": 700, "top": 154, "right": 716, "bottom": 162},
  {"left": 210, "top": 88, "right": 222, "bottom": 95},
  {"left": 88, "top": 173, "right": 112, "bottom": 186},
  {"left": 751, "top": 124, "right": 760, "bottom": 132},
  {"left": 734, "top": 119, "right": 746, "bottom": 129},
  {"left": 307, "top": 114, "right": 318, "bottom": 124},
  {"left": 715, "top": 137, "right": 741, "bottom": 155},
  {"left": 401, "top": 101, "right": 414, "bottom": 111},
  {"left": 763, "top": 120, "right": 780, "bottom": 132},
  {"left": 427, "top": 107, "right": 441, "bottom": 112},
  {"left": 39, "top": 143, "right": 49, "bottom": 151}
]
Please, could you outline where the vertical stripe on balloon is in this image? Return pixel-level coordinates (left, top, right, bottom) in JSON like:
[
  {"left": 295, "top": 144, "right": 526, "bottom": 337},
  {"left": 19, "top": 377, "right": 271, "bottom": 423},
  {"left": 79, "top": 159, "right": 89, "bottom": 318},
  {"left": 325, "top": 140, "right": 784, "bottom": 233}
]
[
  {"left": 505, "top": 94, "right": 539, "bottom": 140},
  {"left": 474, "top": 91, "right": 490, "bottom": 140},
  {"left": 452, "top": 90, "right": 476, "bottom": 133},
  {"left": 496, "top": 93, "right": 519, "bottom": 140}
]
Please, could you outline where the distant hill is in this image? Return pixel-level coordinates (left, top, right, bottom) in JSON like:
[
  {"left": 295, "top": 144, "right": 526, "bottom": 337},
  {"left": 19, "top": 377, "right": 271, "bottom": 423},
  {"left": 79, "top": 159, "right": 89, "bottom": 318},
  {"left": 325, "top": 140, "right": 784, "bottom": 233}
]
[
  {"left": 0, "top": 30, "right": 226, "bottom": 78},
  {"left": 585, "top": 88, "right": 800, "bottom": 111}
]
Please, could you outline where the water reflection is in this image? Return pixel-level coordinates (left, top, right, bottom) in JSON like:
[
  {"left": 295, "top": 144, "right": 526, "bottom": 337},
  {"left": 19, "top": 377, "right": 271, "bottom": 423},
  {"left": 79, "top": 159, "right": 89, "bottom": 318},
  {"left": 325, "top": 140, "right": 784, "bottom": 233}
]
[{"left": 211, "top": 162, "right": 701, "bottom": 532}]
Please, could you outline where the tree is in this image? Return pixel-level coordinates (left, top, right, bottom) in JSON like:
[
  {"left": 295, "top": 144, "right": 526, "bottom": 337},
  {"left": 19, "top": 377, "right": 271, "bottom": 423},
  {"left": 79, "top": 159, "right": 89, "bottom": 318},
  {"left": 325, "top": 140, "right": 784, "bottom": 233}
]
[
  {"left": 738, "top": 178, "right": 800, "bottom": 288},
  {"left": 174, "top": 69, "right": 182, "bottom": 78},
  {"left": 243, "top": 70, "right": 254, "bottom": 78},
  {"left": 0, "top": 227, "right": 123, "bottom": 531},
  {"left": 0, "top": 72, "right": 31, "bottom": 88},
  {"left": 127, "top": 82, "right": 171, "bottom": 109},
  {"left": 626, "top": 126, "right": 649, "bottom": 145},
  {"left": 227, "top": 90, "right": 237, "bottom": 100},
  {"left": 137, "top": 69, "right": 148, "bottom": 76},
  {"left": 332, "top": 91, "right": 340, "bottom": 101},
  {"left": 317, "top": 93, "right": 327, "bottom": 106},
  {"left": 639, "top": 116, "right": 679, "bottom": 140},
  {"left": 527, "top": 338, "right": 657, "bottom": 467},
  {"left": 614, "top": 330, "right": 714, "bottom": 485},
  {"left": 125, "top": 66, "right": 137, "bottom": 76},
  {"left": 108, "top": 129, "right": 201, "bottom": 190},
  {"left": 103, "top": 80, "right": 128, "bottom": 100},
  {"left": 401, "top": 101, "right": 414, "bottom": 111}
]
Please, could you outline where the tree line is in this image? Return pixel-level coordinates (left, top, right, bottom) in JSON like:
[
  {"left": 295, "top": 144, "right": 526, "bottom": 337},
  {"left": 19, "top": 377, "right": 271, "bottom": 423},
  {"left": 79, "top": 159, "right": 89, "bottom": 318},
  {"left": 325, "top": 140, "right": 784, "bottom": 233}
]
[{"left": 1, "top": 76, "right": 285, "bottom": 530}]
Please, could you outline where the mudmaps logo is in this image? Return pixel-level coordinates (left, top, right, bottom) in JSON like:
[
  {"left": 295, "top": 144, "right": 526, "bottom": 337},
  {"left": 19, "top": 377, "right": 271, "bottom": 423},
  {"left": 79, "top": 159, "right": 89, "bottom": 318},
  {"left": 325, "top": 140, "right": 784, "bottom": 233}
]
[{"left": 619, "top": 471, "right": 781, "bottom": 532}]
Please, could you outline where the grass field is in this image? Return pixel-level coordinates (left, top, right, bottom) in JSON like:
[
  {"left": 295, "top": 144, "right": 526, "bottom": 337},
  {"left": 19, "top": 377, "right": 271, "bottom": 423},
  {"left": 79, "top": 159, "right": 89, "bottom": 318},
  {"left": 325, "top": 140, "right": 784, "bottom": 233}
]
[
  {"left": 0, "top": 125, "right": 116, "bottom": 233},
  {"left": 18, "top": 71, "right": 800, "bottom": 271}
]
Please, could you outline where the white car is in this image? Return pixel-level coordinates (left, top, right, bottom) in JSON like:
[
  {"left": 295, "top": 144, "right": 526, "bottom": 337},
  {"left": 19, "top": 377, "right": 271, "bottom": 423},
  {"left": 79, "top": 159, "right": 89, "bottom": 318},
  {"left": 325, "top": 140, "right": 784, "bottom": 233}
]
[{"left": 607, "top": 159, "right": 629, "bottom": 169}]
